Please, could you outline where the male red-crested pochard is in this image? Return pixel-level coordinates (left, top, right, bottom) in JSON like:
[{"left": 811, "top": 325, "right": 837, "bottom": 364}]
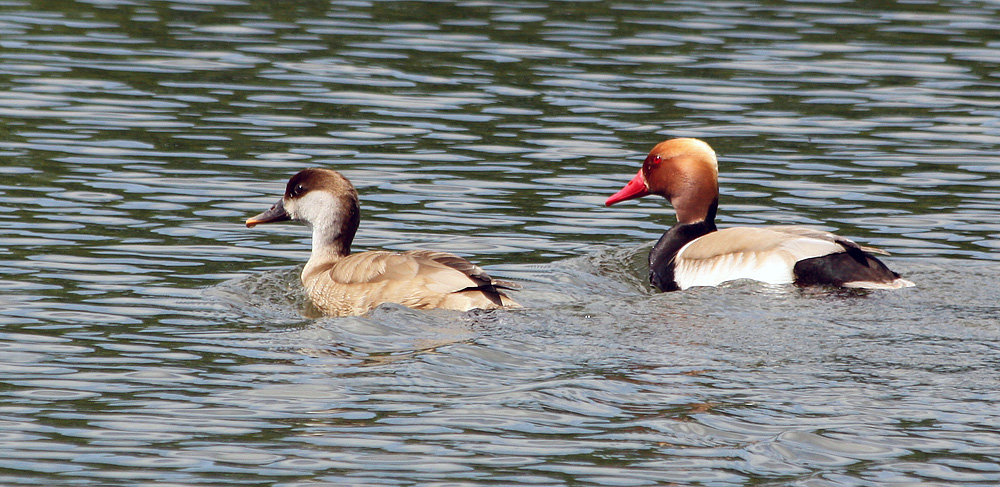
[
  {"left": 246, "top": 168, "right": 519, "bottom": 316},
  {"left": 605, "top": 138, "right": 914, "bottom": 292}
]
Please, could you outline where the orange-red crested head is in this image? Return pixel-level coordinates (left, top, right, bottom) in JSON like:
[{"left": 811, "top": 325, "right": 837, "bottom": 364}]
[{"left": 605, "top": 138, "right": 719, "bottom": 224}]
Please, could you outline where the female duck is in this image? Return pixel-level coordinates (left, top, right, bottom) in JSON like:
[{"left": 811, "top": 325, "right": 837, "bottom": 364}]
[
  {"left": 246, "top": 168, "right": 519, "bottom": 315},
  {"left": 606, "top": 138, "right": 913, "bottom": 292}
]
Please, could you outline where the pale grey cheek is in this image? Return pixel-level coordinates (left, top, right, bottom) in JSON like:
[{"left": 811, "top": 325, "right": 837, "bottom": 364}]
[
  {"left": 284, "top": 201, "right": 301, "bottom": 220},
  {"left": 301, "top": 196, "right": 342, "bottom": 225}
]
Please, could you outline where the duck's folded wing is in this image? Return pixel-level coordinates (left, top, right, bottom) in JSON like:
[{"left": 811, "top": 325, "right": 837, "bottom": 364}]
[
  {"left": 679, "top": 227, "right": 844, "bottom": 260},
  {"left": 401, "top": 250, "right": 497, "bottom": 294},
  {"left": 324, "top": 251, "right": 419, "bottom": 284},
  {"left": 325, "top": 250, "right": 512, "bottom": 305},
  {"left": 764, "top": 226, "right": 890, "bottom": 256}
]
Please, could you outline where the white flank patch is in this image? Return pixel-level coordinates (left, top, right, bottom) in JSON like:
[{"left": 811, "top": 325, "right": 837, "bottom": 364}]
[
  {"left": 843, "top": 278, "right": 915, "bottom": 290},
  {"left": 673, "top": 249, "right": 797, "bottom": 290}
]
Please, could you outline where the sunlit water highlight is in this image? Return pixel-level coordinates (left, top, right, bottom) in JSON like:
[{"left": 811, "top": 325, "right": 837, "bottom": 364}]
[{"left": 2, "top": 0, "right": 1000, "bottom": 485}]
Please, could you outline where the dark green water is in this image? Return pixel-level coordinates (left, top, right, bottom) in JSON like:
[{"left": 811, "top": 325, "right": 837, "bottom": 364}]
[{"left": 2, "top": 0, "right": 1000, "bottom": 485}]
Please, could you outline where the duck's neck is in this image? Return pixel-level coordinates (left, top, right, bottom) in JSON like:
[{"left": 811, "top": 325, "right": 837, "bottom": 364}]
[
  {"left": 301, "top": 214, "right": 358, "bottom": 285},
  {"left": 659, "top": 194, "right": 719, "bottom": 264},
  {"left": 649, "top": 218, "right": 718, "bottom": 291},
  {"left": 673, "top": 195, "right": 718, "bottom": 226},
  {"left": 648, "top": 196, "right": 719, "bottom": 292}
]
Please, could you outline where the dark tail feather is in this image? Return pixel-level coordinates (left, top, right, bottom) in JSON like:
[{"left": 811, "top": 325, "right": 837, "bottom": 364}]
[
  {"left": 793, "top": 251, "right": 905, "bottom": 288},
  {"left": 490, "top": 279, "right": 521, "bottom": 291},
  {"left": 459, "top": 282, "right": 516, "bottom": 307}
]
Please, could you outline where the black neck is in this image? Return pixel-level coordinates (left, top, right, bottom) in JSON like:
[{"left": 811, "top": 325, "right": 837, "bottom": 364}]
[
  {"left": 705, "top": 198, "right": 718, "bottom": 224},
  {"left": 648, "top": 219, "right": 717, "bottom": 291}
]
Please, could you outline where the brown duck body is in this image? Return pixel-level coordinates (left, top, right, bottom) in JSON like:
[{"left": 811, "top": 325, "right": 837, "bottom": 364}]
[
  {"left": 606, "top": 138, "right": 913, "bottom": 292},
  {"left": 247, "top": 168, "right": 518, "bottom": 316}
]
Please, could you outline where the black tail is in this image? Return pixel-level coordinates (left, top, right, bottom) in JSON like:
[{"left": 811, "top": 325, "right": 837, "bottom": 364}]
[{"left": 793, "top": 251, "right": 902, "bottom": 288}]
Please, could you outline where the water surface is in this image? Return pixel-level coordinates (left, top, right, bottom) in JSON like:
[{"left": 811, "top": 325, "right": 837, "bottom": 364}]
[{"left": 2, "top": 0, "right": 1000, "bottom": 485}]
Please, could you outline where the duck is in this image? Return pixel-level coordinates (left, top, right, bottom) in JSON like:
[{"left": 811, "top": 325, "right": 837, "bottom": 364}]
[
  {"left": 246, "top": 168, "right": 519, "bottom": 316},
  {"left": 605, "top": 138, "right": 914, "bottom": 292}
]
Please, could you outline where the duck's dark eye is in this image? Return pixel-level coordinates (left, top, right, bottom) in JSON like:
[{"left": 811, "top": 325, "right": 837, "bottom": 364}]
[{"left": 290, "top": 183, "right": 305, "bottom": 197}]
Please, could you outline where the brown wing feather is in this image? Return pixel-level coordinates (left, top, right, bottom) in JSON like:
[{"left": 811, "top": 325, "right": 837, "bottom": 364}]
[
  {"left": 326, "top": 251, "right": 419, "bottom": 284},
  {"left": 398, "top": 250, "right": 521, "bottom": 290},
  {"left": 404, "top": 250, "right": 494, "bottom": 287},
  {"left": 402, "top": 250, "right": 512, "bottom": 306}
]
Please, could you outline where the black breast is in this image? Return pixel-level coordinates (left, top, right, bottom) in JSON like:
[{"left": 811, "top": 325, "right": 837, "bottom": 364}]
[{"left": 648, "top": 220, "right": 717, "bottom": 292}]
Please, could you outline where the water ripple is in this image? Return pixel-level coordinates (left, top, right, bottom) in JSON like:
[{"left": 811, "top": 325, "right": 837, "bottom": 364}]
[{"left": 2, "top": 0, "right": 1000, "bottom": 485}]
